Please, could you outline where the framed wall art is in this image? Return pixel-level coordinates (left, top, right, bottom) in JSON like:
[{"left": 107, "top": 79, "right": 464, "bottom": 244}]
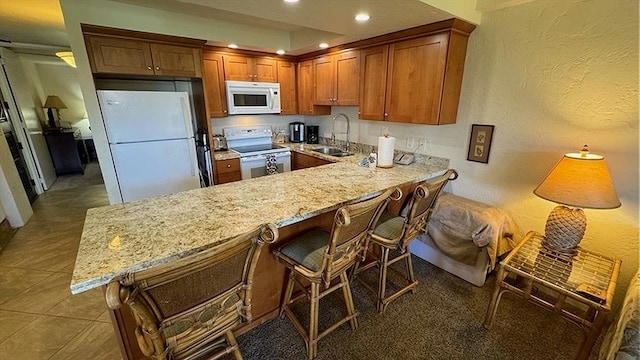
[{"left": 467, "top": 124, "right": 494, "bottom": 163}]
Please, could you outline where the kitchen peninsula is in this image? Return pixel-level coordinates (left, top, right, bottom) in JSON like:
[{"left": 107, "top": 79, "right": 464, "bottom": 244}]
[{"left": 71, "top": 150, "right": 447, "bottom": 358}]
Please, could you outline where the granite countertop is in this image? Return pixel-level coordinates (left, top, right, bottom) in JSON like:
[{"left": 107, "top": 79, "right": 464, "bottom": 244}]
[
  {"left": 213, "top": 142, "right": 450, "bottom": 169},
  {"left": 71, "top": 146, "right": 447, "bottom": 294}
]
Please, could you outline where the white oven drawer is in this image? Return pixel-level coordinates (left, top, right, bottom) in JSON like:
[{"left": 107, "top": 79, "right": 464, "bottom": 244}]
[{"left": 240, "top": 151, "right": 291, "bottom": 180}]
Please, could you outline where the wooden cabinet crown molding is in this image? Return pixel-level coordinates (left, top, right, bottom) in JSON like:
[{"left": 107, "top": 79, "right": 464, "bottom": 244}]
[
  {"left": 81, "top": 24, "right": 206, "bottom": 48},
  {"left": 298, "top": 18, "right": 475, "bottom": 61},
  {"left": 203, "top": 46, "right": 297, "bottom": 62}
]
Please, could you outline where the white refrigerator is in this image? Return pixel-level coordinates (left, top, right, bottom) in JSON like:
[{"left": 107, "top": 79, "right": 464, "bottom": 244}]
[{"left": 97, "top": 90, "right": 201, "bottom": 203}]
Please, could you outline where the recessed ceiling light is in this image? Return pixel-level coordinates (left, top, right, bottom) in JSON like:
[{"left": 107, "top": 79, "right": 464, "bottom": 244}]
[
  {"left": 319, "top": 43, "right": 329, "bottom": 49},
  {"left": 355, "top": 14, "right": 370, "bottom": 22},
  {"left": 283, "top": 0, "right": 299, "bottom": 3},
  {"left": 276, "top": 49, "right": 286, "bottom": 55},
  {"left": 228, "top": 43, "right": 238, "bottom": 49}
]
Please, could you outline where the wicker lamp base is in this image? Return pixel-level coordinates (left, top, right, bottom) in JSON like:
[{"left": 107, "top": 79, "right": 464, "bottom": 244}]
[{"left": 543, "top": 205, "right": 586, "bottom": 256}]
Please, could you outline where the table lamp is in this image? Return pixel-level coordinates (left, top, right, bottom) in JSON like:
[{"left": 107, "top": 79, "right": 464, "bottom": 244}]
[
  {"left": 533, "top": 145, "right": 620, "bottom": 255},
  {"left": 43, "top": 95, "right": 67, "bottom": 129}
]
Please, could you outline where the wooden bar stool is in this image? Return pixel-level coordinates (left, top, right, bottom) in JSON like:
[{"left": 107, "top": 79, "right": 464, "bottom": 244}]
[
  {"left": 105, "top": 223, "right": 278, "bottom": 360},
  {"left": 353, "top": 169, "right": 458, "bottom": 313},
  {"left": 273, "top": 188, "right": 399, "bottom": 359}
]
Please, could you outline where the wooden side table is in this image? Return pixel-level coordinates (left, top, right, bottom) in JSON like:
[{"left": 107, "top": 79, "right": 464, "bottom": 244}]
[
  {"left": 483, "top": 231, "right": 621, "bottom": 360},
  {"left": 44, "top": 130, "right": 84, "bottom": 175}
]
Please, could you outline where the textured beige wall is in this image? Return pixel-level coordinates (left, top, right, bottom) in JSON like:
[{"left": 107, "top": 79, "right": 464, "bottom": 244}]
[
  {"left": 312, "top": 0, "right": 639, "bottom": 306},
  {"left": 457, "top": 0, "right": 638, "bottom": 306},
  {"left": 34, "top": 62, "right": 86, "bottom": 129}
]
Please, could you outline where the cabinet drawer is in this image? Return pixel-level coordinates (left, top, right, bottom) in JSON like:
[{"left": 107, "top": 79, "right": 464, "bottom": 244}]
[
  {"left": 217, "top": 172, "right": 241, "bottom": 184},
  {"left": 216, "top": 159, "right": 240, "bottom": 174}
]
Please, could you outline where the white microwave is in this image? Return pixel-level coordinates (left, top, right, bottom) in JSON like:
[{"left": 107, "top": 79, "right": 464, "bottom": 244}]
[{"left": 226, "top": 81, "right": 281, "bottom": 115}]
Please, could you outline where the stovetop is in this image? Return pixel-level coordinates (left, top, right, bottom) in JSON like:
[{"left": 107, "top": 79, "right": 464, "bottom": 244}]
[{"left": 230, "top": 144, "right": 287, "bottom": 154}]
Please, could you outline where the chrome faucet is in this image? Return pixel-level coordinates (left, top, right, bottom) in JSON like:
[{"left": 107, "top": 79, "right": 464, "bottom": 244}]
[{"left": 331, "top": 113, "right": 350, "bottom": 151}]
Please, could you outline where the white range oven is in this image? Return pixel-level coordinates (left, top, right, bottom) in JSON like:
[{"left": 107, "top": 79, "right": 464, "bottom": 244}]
[{"left": 223, "top": 126, "right": 291, "bottom": 180}]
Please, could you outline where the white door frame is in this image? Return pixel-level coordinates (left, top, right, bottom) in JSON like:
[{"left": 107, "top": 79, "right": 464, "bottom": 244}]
[{"left": 0, "top": 57, "right": 45, "bottom": 194}]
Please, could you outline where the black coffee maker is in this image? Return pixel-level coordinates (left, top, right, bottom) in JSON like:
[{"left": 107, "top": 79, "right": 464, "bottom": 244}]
[
  {"left": 306, "top": 125, "right": 319, "bottom": 144},
  {"left": 289, "top": 122, "right": 305, "bottom": 143}
]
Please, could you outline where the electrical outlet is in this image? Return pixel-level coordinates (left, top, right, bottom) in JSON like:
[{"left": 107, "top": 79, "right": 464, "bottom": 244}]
[
  {"left": 406, "top": 137, "right": 416, "bottom": 149},
  {"left": 418, "top": 138, "right": 428, "bottom": 150}
]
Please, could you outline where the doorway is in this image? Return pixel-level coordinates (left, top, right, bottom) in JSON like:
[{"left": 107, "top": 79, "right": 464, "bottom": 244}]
[{"left": 0, "top": 97, "right": 37, "bottom": 203}]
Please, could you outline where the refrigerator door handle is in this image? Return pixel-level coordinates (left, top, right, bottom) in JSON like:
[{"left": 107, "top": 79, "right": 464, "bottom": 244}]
[
  {"left": 188, "top": 140, "right": 197, "bottom": 177},
  {"left": 180, "top": 96, "right": 193, "bottom": 138}
]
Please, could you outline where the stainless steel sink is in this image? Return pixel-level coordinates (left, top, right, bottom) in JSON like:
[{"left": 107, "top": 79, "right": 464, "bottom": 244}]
[{"left": 311, "top": 147, "right": 353, "bottom": 157}]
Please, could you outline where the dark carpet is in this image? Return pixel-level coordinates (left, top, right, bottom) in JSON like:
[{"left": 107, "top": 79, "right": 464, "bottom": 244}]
[{"left": 233, "top": 255, "right": 602, "bottom": 360}]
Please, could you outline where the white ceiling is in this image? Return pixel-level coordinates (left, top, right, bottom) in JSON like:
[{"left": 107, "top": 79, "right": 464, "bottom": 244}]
[{"left": 0, "top": 0, "right": 470, "bottom": 56}]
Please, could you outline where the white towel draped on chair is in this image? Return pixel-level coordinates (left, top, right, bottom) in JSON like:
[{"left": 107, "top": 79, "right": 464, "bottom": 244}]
[{"left": 265, "top": 154, "right": 278, "bottom": 175}]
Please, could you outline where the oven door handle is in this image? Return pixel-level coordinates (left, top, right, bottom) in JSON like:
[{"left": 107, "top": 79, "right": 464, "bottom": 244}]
[{"left": 240, "top": 154, "right": 265, "bottom": 163}]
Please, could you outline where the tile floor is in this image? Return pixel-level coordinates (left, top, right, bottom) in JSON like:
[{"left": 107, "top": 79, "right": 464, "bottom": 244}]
[{"left": 0, "top": 176, "right": 122, "bottom": 359}]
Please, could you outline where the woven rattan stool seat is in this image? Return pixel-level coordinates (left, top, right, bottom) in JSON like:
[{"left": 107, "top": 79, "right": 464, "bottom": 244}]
[
  {"left": 274, "top": 188, "right": 398, "bottom": 360},
  {"left": 352, "top": 169, "right": 458, "bottom": 313}
]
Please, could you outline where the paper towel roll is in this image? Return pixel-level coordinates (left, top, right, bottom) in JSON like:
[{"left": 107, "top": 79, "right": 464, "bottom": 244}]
[{"left": 377, "top": 136, "right": 395, "bottom": 168}]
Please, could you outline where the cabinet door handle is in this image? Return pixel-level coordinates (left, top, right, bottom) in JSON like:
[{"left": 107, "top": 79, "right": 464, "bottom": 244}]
[
  {"left": 227, "top": 164, "right": 231, "bottom": 168},
  {"left": 155, "top": 66, "right": 160, "bottom": 70},
  {"left": 147, "top": 66, "right": 152, "bottom": 70},
  {"left": 384, "top": 113, "right": 388, "bottom": 117}
]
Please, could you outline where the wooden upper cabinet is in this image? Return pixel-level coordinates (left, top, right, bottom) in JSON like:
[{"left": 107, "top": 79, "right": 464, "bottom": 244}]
[
  {"left": 223, "top": 55, "right": 277, "bottom": 82},
  {"left": 149, "top": 44, "right": 202, "bottom": 77},
  {"left": 359, "top": 45, "right": 388, "bottom": 121},
  {"left": 86, "top": 35, "right": 203, "bottom": 77},
  {"left": 254, "top": 58, "right": 278, "bottom": 82},
  {"left": 385, "top": 34, "right": 448, "bottom": 124},
  {"left": 313, "top": 50, "right": 359, "bottom": 106},
  {"left": 87, "top": 36, "right": 155, "bottom": 75},
  {"left": 334, "top": 50, "right": 360, "bottom": 105},
  {"left": 298, "top": 60, "right": 314, "bottom": 115},
  {"left": 313, "top": 56, "right": 334, "bottom": 105},
  {"left": 359, "top": 27, "right": 472, "bottom": 125},
  {"left": 277, "top": 60, "right": 297, "bottom": 115},
  {"left": 202, "top": 51, "right": 227, "bottom": 118},
  {"left": 298, "top": 60, "right": 330, "bottom": 116}
]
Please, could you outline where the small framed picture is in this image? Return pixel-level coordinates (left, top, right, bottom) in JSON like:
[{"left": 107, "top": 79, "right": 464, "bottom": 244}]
[{"left": 467, "top": 124, "right": 494, "bottom": 163}]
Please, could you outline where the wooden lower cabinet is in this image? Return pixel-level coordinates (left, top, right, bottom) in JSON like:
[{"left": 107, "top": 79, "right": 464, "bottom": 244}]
[
  {"left": 107, "top": 211, "right": 336, "bottom": 360},
  {"left": 214, "top": 158, "right": 241, "bottom": 184},
  {"left": 292, "top": 152, "right": 331, "bottom": 170}
]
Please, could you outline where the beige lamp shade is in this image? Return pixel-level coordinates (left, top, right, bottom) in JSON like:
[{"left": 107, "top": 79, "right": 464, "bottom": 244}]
[
  {"left": 43, "top": 95, "right": 67, "bottom": 109},
  {"left": 534, "top": 150, "right": 621, "bottom": 209},
  {"left": 534, "top": 147, "right": 620, "bottom": 255}
]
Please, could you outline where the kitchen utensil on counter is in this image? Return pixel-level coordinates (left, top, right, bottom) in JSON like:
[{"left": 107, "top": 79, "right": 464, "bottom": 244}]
[
  {"left": 289, "top": 122, "right": 304, "bottom": 143},
  {"left": 306, "top": 125, "right": 319, "bottom": 144},
  {"left": 212, "top": 134, "right": 228, "bottom": 151}
]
